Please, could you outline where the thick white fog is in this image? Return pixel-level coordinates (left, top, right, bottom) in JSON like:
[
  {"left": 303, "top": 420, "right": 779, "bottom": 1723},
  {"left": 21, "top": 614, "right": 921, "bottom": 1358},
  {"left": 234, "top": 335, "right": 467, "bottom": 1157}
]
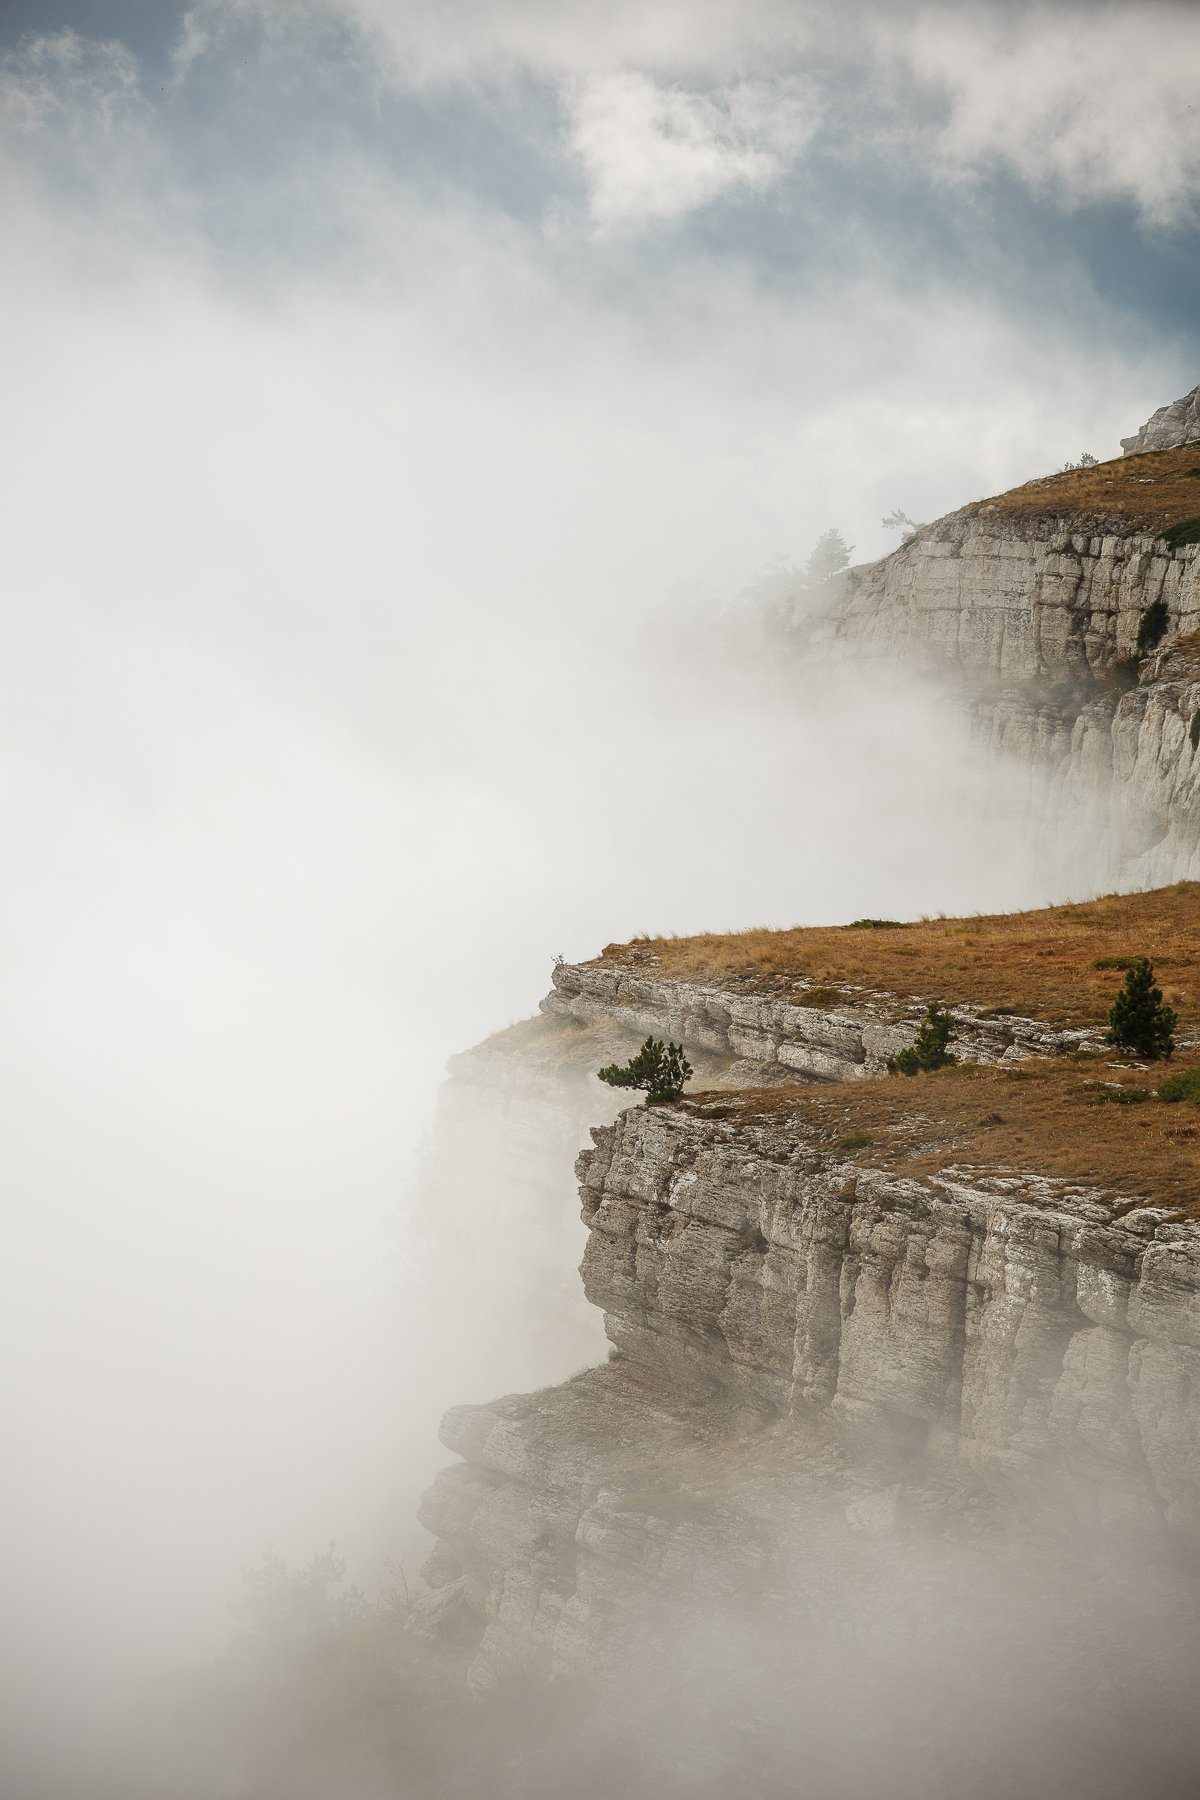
[{"left": 2, "top": 6, "right": 1199, "bottom": 1794}]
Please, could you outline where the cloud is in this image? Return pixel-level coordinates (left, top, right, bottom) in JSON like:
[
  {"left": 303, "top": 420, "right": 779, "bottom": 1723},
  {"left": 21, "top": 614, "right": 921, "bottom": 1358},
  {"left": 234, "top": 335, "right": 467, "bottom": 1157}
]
[
  {"left": 0, "top": 27, "right": 144, "bottom": 149},
  {"left": 877, "top": 3, "right": 1200, "bottom": 228},
  {"left": 565, "top": 70, "right": 818, "bottom": 232},
  {"left": 0, "top": 27, "right": 190, "bottom": 243},
  {"left": 174, "top": 0, "right": 1200, "bottom": 230},
  {"left": 177, "top": 0, "right": 816, "bottom": 86}
]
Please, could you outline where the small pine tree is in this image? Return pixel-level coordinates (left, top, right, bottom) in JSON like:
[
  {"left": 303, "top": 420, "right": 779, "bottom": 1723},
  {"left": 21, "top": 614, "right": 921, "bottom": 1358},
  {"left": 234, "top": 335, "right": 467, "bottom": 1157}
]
[
  {"left": 1106, "top": 958, "right": 1176, "bottom": 1059},
  {"left": 886, "top": 1002, "right": 958, "bottom": 1076},
  {"left": 801, "top": 528, "right": 854, "bottom": 589},
  {"left": 597, "top": 1037, "right": 693, "bottom": 1102}
]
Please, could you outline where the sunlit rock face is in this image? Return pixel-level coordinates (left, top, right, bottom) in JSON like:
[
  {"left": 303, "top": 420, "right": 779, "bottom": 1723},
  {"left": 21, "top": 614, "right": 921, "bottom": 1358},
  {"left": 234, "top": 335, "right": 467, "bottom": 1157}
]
[
  {"left": 1122, "top": 383, "right": 1200, "bottom": 455},
  {"left": 419, "top": 1101, "right": 1200, "bottom": 1690}
]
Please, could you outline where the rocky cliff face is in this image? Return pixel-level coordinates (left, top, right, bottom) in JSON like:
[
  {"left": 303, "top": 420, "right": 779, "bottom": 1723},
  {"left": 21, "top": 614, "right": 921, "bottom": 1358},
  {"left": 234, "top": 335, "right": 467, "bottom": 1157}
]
[
  {"left": 419, "top": 1096, "right": 1200, "bottom": 1690},
  {"left": 1122, "top": 383, "right": 1200, "bottom": 455},
  {"left": 813, "top": 513, "right": 1200, "bottom": 682},
  {"left": 400, "top": 1003, "right": 761, "bottom": 1415},
  {"left": 411, "top": 405, "right": 1200, "bottom": 1745},
  {"left": 808, "top": 506, "right": 1200, "bottom": 885},
  {"left": 543, "top": 957, "right": 1097, "bottom": 1082},
  {"left": 971, "top": 632, "right": 1200, "bottom": 882}
]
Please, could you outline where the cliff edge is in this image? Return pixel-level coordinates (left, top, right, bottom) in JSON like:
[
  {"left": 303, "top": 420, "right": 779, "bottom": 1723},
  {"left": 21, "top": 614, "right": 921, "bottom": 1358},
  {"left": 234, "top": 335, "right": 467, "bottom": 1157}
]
[{"left": 420, "top": 890, "right": 1200, "bottom": 1696}]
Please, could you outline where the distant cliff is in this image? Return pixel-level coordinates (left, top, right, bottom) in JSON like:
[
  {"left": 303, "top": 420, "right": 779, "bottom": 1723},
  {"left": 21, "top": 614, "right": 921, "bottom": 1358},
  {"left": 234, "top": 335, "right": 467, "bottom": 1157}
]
[
  {"left": 808, "top": 444, "right": 1200, "bottom": 884},
  {"left": 1122, "top": 382, "right": 1200, "bottom": 455}
]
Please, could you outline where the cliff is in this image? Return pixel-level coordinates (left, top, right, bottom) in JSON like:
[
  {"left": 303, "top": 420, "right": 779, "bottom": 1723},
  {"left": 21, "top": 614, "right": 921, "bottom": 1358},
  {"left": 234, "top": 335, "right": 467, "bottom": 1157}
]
[
  {"left": 419, "top": 889, "right": 1200, "bottom": 1694},
  {"left": 807, "top": 445, "right": 1200, "bottom": 884},
  {"left": 420, "top": 1098, "right": 1200, "bottom": 1689},
  {"left": 542, "top": 956, "right": 1096, "bottom": 1082},
  {"left": 407, "top": 408, "right": 1200, "bottom": 1778},
  {"left": 395, "top": 1002, "right": 762, "bottom": 1419},
  {"left": 1122, "top": 382, "right": 1200, "bottom": 455},
  {"left": 420, "top": 1067, "right": 1200, "bottom": 1690}
]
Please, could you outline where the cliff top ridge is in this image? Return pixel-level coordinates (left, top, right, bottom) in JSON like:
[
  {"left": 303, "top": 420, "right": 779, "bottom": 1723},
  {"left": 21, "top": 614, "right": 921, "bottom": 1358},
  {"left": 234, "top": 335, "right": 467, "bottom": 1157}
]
[
  {"left": 684, "top": 1053, "right": 1200, "bottom": 1221},
  {"left": 964, "top": 442, "right": 1200, "bottom": 535},
  {"left": 595, "top": 883, "right": 1200, "bottom": 1032},
  {"left": 561, "top": 886, "right": 1200, "bottom": 1217}
]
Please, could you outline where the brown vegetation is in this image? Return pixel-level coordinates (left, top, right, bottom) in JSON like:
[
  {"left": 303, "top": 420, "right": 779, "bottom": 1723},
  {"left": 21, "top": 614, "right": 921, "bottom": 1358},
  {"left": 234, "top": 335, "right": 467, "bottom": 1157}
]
[
  {"left": 685, "top": 1054, "right": 1200, "bottom": 1219},
  {"left": 599, "top": 883, "right": 1200, "bottom": 1033},
  {"left": 1157, "top": 628, "right": 1200, "bottom": 672},
  {"left": 965, "top": 443, "right": 1200, "bottom": 535}
]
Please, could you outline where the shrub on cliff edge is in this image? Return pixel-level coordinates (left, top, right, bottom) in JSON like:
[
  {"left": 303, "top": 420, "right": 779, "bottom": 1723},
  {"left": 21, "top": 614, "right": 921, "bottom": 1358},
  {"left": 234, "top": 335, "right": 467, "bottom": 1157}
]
[
  {"left": 1106, "top": 958, "right": 1176, "bottom": 1059},
  {"left": 598, "top": 1037, "right": 693, "bottom": 1102},
  {"left": 886, "top": 1002, "right": 958, "bottom": 1076}
]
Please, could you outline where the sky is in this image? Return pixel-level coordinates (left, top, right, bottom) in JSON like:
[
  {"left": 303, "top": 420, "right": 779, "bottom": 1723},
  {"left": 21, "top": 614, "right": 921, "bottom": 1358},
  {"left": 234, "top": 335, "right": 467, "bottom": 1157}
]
[{"left": 2, "top": 2, "right": 1199, "bottom": 1792}]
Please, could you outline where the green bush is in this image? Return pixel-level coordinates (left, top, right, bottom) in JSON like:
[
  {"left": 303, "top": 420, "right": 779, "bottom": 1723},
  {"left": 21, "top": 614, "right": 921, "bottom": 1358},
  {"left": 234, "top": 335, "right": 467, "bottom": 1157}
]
[
  {"left": 1162, "top": 516, "right": 1200, "bottom": 549},
  {"left": 886, "top": 1001, "right": 958, "bottom": 1076},
  {"left": 834, "top": 1132, "right": 874, "bottom": 1153},
  {"left": 597, "top": 1036, "right": 693, "bottom": 1101},
  {"left": 1157, "top": 1067, "right": 1200, "bottom": 1104},
  {"left": 1106, "top": 958, "right": 1176, "bottom": 1059},
  {"left": 1094, "top": 953, "right": 1179, "bottom": 971},
  {"left": 846, "top": 918, "right": 904, "bottom": 930},
  {"left": 1136, "top": 599, "right": 1170, "bottom": 655}
]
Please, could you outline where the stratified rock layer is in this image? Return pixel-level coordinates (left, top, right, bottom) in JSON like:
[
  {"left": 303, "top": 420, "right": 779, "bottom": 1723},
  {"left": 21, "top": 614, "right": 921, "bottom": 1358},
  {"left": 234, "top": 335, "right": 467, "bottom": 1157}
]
[
  {"left": 814, "top": 514, "right": 1200, "bottom": 682},
  {"left": 542, "top": 959, "right": 1096, "bottom": 1082},
  {"left": 420, "top": 1103, "right": 1200, "bottom": 1688},
  {"left": 809, "top": 509, "right": 1200, "bottom": 883}
]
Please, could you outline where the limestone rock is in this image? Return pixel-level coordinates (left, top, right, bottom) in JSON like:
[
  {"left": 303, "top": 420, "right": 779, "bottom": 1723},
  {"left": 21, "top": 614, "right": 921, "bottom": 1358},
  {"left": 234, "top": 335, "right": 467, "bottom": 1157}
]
[
  {"left": 810, "top": 514, "right": 1200, "bottom": 684},
  {"left": 422, "top": 1104, "right": 1200, "bottom": 1688},
  {"left": 1121, "top": 383, "right": 1200, "bottom": 455},
  {"left": 542, "top": 959, "right": 1099, "bottom": 1081},
  {"left": 802, "top": 504, "right": 1200, "bottom": 888}
]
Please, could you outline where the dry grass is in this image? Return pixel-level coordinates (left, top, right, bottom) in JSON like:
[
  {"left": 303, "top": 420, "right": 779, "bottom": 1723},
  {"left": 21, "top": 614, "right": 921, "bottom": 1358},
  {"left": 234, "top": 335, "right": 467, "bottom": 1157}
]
[
  {"left": 966, "top": 444, "right": 1200, "bottom": 535},
  {"left": 1158, "top": 628, "right": 1200, "bottom": 672},
  {"left": 599, "top": 884, "right": 1200, "bottom": 1032},
  {"left": 684, "top": 1055, "right": 1200, "bottom": 1219}
]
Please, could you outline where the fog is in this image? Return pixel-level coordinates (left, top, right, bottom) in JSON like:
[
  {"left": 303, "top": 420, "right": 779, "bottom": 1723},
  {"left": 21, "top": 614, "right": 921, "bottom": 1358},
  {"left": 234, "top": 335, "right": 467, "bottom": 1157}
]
[{"left": 2, "top": 5, "right": 1198, "bottom": 1796}]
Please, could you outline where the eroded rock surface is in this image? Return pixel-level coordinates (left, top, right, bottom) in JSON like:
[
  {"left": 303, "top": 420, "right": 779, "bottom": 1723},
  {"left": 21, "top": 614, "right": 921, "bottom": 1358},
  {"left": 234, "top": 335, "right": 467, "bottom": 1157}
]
[
  {"left": 805, "top": 503, "right": 1200, "bottom": 884},
  {"left": 543, "top": 958, "right": 1098, "bottom": 1082},
  {"left": 420, "top": 1103, "right": 1200, "bottom": 1689},
  {"left": 1122, "top": 383, "right": 1200, "bottom": 455},
  {"left": 812, "top": 513, "right": 1200, "bottom": 682}
]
